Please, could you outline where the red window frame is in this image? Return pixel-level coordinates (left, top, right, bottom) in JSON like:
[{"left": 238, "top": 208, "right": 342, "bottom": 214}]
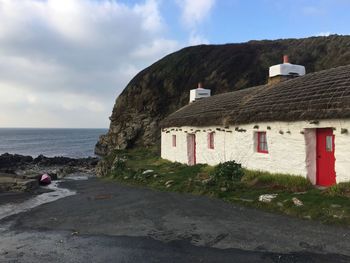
[
  {"left": 172, "top": 135, "right": 176, "bottom": 147},
  {"left": 257, "top": 132, "right": 268, "bottom": 154},
  {"left": 208, "top": 132, "right": 215, "bottom": 149}
]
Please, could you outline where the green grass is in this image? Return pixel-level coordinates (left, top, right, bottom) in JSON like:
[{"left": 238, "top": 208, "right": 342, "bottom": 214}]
[
  {"left": 101, "top": 147, "right": 350, "bottom": 225},
  {"left": 325, "top": 182, "right": 350, "bottom": 197},
  {"left": 242, "top": 169, "right": 313, "bottom": 192}
]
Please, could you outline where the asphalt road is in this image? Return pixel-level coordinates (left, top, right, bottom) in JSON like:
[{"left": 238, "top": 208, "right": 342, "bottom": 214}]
[{"left": 1, "top": 178, "right": 350, "bottom": 263}]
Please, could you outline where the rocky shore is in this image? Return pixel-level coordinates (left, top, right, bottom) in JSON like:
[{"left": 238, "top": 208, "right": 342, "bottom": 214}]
[{"left": 0, "top": 153, "right": 98, "bottom": 192}]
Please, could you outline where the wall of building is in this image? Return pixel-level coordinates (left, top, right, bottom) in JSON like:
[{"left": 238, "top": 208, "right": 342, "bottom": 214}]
[{"left": 161, "top": 119, "right": 350, "bottom": 183}]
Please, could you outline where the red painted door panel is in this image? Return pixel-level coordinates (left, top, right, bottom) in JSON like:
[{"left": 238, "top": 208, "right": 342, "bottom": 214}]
[
  {"left": 187, "top": 134, "right": 196, "bottom": 166},
  {"left": 316, "top": 128, "right": 336, "bottom": 186}
]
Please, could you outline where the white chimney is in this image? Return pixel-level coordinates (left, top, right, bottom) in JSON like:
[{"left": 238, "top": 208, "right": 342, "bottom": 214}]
[
  {"left": 269, "top": 55, "right": 306, "bottom": 79},
  {"left": 189, "top": 82, "right": 211, "bottom": 103}
]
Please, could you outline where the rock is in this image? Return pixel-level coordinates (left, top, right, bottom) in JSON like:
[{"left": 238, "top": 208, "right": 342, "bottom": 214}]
[
  {"left": 165, "top": 180, "right": 174, "bottom": 187},
  {"left": 201, "top": 178, "right": 212, "bottom": 185},
  {"left": 142, "top": 170, "right": 154, "bottom": 174},
  {"left": 240, "top": 198, "right": 254, "bottom": 202},
  {"left": 0, "top": 153, "right": 33, "bottom": 170},
  {"left": 153, "top": 174, "right": 159, "bottom": 178},
  {"left": 304, "top": 215, "right": 312, "bottom": 220},
  {"left": 277, "top": 202, "right": 283, "bottom": 207},
  {"left": 95, "top": 159, "right": 109, "bottom": 177},
  {"left": 58, "top": 166, "right": 77, "bottom": 178},
  {"left": 49, "top": 173, "right": 58, "bottom": 181},
  {"left": 292, "top": 197, "right": 303, "bottom": 206},
  {"left": 123, "top": 176, "right": 129, "bottom": 180},
  {"left": 33, "top": 155, "right": 99, "bottom": 167},
  {"left": 220, "top": 187, "right": 227, "bottom": 192},
  {"left": 258, "top": 194, "right": 278, "bottom": 203},
  {"left": 0, "top": 176, "right": 38, "bottom": 192}
]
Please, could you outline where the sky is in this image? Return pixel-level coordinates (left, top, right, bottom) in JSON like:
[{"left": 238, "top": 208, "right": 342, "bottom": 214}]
[{"left": 0, "top": 0, "right": 349, "bottom": 128}]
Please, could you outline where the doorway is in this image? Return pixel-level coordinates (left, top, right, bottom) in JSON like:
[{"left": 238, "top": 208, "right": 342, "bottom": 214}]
[
  {"left": 316, "top": 128, "right": 336, "bottom": 186},
  {"left": 187, "top": 134, "right": 196, "bottom": 166}
]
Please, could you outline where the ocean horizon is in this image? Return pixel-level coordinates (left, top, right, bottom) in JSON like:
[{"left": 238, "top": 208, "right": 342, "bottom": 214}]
[{"left": 0, "top": 128, "right": 108, "bottom": 158}]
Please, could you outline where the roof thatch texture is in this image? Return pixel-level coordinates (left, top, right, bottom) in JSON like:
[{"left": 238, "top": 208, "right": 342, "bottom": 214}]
[{"left": 161, "top": 65, "right": 350, "bottom": 128}]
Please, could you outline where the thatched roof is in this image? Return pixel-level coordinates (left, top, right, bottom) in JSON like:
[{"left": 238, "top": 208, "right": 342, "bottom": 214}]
[{"left": 161, "top": 64, "right": 350, "bottom": 128}]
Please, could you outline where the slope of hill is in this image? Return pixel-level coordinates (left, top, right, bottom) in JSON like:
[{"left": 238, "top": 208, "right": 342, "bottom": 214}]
[{"left": 95, "top": 35, "right": 350, "bottom": 156}]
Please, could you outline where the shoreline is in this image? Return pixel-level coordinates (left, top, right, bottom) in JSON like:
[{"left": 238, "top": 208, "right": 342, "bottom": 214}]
[{"left": 0, "top": 152, "right": 98, "bottom": 194}]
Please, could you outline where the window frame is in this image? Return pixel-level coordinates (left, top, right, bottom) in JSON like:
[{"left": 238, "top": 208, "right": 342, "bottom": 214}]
[
  {"left": 257, "top": 131, "right": 268, "bottom": 154},
  {"left": 172, "top": 135, "right": 176, "bottom": 147},
  {"left": 208, "top": 132, "right": 215, "bottom": 149}
]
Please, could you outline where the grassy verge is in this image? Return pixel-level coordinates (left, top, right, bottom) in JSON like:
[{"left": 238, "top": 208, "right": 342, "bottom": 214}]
[{"left": 101, "top": 147, "right": 350, "bottom": 225}]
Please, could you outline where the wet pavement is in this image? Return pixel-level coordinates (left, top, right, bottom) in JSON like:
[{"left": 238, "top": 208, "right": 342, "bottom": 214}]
[
  {"left": 1, "top": 177, "right": 350, "bottom": 262},
  {"left": 0, "top": 181, "right": 76, "bottom": 221}
]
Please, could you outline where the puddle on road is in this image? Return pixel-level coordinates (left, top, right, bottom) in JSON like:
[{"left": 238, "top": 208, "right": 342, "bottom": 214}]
[
  {"left": 65, "top": 173, "right": 90, "bottom": 181},
  {"left": 0, "top": 177, "right": 85, "bottom": 220}
]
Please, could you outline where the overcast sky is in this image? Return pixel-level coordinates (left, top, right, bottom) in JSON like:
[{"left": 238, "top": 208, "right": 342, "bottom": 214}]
[{"left": 0, "top": 0, "right": 349, "bottom": 128}]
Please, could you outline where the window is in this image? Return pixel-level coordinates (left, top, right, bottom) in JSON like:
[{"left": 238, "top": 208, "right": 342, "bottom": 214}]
[
  {"left": 172, "top": 135, "right": 176, "bottom": 147},
  {"left": 208, "top": 132, "right": 215, "bottom": 149},
  {"left": 257, "top": 132, "right": 268, "bottom": 153},
  {"left": 326, "top": 136, "right": 333, "bottom": 152}
]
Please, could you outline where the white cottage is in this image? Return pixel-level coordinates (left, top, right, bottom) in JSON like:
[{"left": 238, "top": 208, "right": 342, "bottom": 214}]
[{"left": 160, "top": 57, "right": 350, "bottom": 186}]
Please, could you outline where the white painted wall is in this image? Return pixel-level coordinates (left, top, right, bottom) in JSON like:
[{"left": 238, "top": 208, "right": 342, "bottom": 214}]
[{"left": 161, "top": 119, "right": 350, "bottom": 183}]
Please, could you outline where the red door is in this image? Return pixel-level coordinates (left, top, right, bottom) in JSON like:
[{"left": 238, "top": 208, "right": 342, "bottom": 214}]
[
  {"left": 316, "top": 128, "right": 336, "bottom": 186},
  {"left": 187, "top": 134, "right": 196, "bottom": 166}
]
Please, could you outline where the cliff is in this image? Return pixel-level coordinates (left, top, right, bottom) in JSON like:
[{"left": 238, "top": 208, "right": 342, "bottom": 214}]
[{"left": 95, "top": 35, "right": 350, "bottom": 156}]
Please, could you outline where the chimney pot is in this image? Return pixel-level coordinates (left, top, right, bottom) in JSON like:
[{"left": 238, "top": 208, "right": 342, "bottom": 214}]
[
  {"left": 283, "top": 55, "right": 289, "bottom": 64},
  {"left": 197, "top": 82, "right": 203, "bottom": 89}
]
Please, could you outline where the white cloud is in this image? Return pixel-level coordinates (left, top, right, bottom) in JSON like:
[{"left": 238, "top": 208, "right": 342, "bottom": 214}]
[
  {"left": 188, "top": 33, "right": 209, "bottom": 46},
  {"left": 176, "top": 0, "right": 216, "bottom": 28},
  {"left": 0, "top": 0, "right": 181, "bottom": 128},
  {"left": 316, "top": 32, "right": 332, "bottom": 37},
  {"left": 176, "top": 0, "right": 215, "bottom": 45}
]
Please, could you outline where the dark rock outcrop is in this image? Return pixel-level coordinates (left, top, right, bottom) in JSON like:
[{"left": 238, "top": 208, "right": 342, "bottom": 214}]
[
  {"left": 0, "top": 153, "right": 33, "bottom": 169},
  {"left": 0, "top": 153, "right": 98, "bottom": 170},
  {"left": 96, "top": 35, "right": 350, "bottom": 156},
  {"left": 32, "top": 155, "right": 98, "bottom": 167},
  {"left": 0, "top": 153, "right": 100, "bottom": 192}
]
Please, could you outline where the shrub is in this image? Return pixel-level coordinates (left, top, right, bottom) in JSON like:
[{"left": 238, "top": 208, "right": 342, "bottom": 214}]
[
  {"left": 211, "top": 161, "right": 244, "bottom": 182},
  {"left": 112, "top": 158, "right": 126, "bottom": 171}
]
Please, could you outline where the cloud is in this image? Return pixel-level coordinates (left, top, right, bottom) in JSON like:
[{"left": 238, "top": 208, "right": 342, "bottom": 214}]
[
  {"left": 176, "top": 0, "right": 216, "bottom": 28},
  {"left": 188, "top": 33, "right": 209, "bottom": 46},
  {"left": 315, "top": 32, "right": 332, "bottom": 37},
  {"left": 0, "top": 0, "right": 181, "bottom": 128},
  {"left": 176, "top": 0, "right": 215, "bottom": 45}
]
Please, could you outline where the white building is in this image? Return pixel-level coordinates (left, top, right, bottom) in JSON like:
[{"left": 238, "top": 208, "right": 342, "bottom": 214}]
[{"left": 161, "top": 57, "right": 350, "bottom": 186}]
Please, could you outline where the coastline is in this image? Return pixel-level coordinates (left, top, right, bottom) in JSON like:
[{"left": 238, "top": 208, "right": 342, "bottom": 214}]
[{"left": 0, "top": 152, "right": 98, "bottom": 194}]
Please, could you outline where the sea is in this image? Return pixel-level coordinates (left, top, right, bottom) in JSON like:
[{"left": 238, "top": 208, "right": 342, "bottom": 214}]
[{"left": 0, "top": 128, "right": 108, "bottom": 158}]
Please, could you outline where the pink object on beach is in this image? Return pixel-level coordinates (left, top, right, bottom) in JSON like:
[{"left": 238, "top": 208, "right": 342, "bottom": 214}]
[{"left": 40, "top": 174, "right": 51, "bottom": 185}]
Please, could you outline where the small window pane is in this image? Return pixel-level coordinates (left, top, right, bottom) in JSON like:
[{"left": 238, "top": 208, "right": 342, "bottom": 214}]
[
  {"left": 326, "top": 136, "right": 332, "bottom": 152},
  {"left": 257, "top": 132, "right": 268, "bottom": 153}
]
